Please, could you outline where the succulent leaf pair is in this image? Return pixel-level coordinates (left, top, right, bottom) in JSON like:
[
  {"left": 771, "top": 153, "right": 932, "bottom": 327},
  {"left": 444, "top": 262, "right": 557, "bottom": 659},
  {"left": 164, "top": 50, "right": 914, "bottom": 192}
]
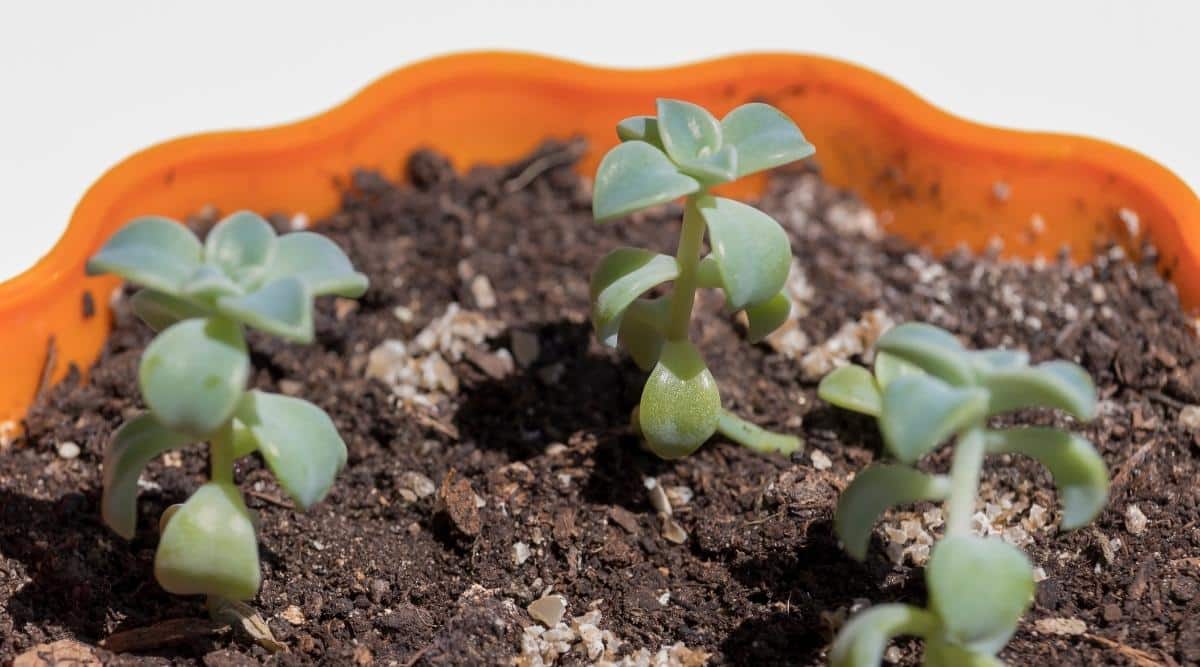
[
  {"left": 88, "top": 211, "right": 366, "bottom": 600},
  {"left": 591, "top": 99, "right": 813, "bottom": 459},
  {"left": 819, "top": 322, "right": 1109, "bottom": 666}
]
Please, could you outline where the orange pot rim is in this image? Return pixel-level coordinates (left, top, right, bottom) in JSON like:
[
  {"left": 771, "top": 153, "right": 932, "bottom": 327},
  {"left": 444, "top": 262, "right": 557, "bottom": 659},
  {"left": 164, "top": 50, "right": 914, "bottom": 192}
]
[{"left": 5, "top": 51, "right": 1198, "bottom": 308}]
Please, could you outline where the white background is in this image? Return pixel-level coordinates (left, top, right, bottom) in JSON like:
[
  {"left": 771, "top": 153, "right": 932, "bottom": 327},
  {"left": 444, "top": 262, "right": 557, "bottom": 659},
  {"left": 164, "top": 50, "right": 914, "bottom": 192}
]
[{"left": 1, "top": 1, "right": 1196, "bottom": 281}]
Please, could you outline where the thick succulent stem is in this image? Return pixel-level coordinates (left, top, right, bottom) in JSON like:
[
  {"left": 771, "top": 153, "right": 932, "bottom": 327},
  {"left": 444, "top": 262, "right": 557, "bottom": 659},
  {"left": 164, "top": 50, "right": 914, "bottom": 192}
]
[
  {"left": 717, "top": 410, "right": 802, "bottom": 455},
  {"left": 209, "top": 421, "right": 236, "bottom": 485},
  {"left": 945, "top": 425, "right": 986, "bottom": 536},
  {"left": 665, "top": 196, "right": 706, "bottom": 341}
]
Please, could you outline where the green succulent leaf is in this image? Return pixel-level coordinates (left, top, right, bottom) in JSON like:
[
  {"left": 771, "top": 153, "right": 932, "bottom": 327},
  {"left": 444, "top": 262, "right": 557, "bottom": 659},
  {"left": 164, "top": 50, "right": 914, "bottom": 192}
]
[
  {"left": 204, "top": 211, "right": 278, "bottom": 287},
  {"left": 139, "top": 317, "right": 249, "bottom": 438},
  {"left": 218, "top": 276, "right": 314, "bottom": 344},
  {"left": 876, "top": 323, "right": 974, "bottom": 386},
  {"left": 229, "top": 419, "right": 260, "bottom": 459},
  {"left": 590, "top": 248, "right": 679, "bottom": 345},
  {"left": 592, "top": 141, "right": 700, "bottom": 222},
  {"left": 720, "top": 102, "right": 816, "bottom": 177},
  {"left": 617, "top": 297, "right": 670, "bottom": 371},
  {"left": 129, "top": 289, "right": 211, "bottom": 331},
  {"left": 616, "top": 115, "right": 663, "bottom": 149},
  {"left": 977, "top": 360, "right": 1097, "bottom": 420},
  {"left": 101, "top": 413, "right": 193, "bottom": 539},
  {"left": 829, "top": 603, "right": 937, "bottom": 667},
  {"left": 716, "top": 410, "right": 802, "bottom": 456},
  {"left": 234, "top": 390, "right": 348, "bottom": 510},
  {"left": 696, "top": 196, "right": 792, "bottom": 310},
  {"left": 924, "top": 639, "right": 1005, "bottom": 667},
  {"left": 257, "top": 232, "right": 369, "bottom": 298},
  {"left": 154, "top": 482, "right": 261, "bottom": 600},
  {"left": 873, "top": 351, "right": 924, "bottom": 390},
  {"left": 655, "top": 98, "right": 723, "bottom": 168},
  {"left": 678, "top": 144, "right": 738, "bottom": 185},
  {"left": 986, "top": 428, "right": 1109, "bottom": 529},
  {"left": 819, "top": 365, "right": 882, "bottom": 417},
  {"left": 744, "top": 291, "right": 791, "bottom": 343},
  {"left": 880, "top": 375, "right": 988, "bottom": 463},
  {"left": 182, "top": 264, "right": 243, "bottom": 301},
  {"left": 926, "top": 535, "right": 1034, "bottom": 655},
  {"left": 638, "top": 340, "right": 721, "bottom": 459},
  {"left": 970, "top": 348, "right": 1030, "bottom": 372},
  {"left": 835, "top": 464, "right": 951, "bottom": 560},
  {"left": 86, "top": 216, "right": 203, "bottom": 294}
]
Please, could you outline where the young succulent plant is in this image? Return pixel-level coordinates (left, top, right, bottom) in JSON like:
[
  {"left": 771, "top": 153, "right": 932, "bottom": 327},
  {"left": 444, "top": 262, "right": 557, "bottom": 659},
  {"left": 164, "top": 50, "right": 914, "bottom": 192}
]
[
  {"left": 87, "top": 211, "right": 367, "bottom": 602},
  {"left": 818, "top": 322, "right": 1109, "bottom": 666},
  {"left": 591, "top": 99, "right": 813, "bottom": 458}
]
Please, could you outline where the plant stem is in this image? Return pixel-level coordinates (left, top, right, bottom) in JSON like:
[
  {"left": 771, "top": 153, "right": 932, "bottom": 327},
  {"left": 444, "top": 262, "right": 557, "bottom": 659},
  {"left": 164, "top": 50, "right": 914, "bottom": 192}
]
[
  {"left": 944, "top": 425, "right": 985, "bottom": 537},
  {"left": 717, "top": 410, "right": 803, "bottom": 455},
  {"left": 209, "top": 422, "right": 235, "bottom": 485},
  {"left": 665, "top": 196, "right": 706, "bottom": 341}
]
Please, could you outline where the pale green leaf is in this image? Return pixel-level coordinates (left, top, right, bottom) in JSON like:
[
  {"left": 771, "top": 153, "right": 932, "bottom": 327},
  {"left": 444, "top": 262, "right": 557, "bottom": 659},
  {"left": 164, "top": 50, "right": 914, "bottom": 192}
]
[
  {"left": 655, "top": 98, "right": 722, "bottom": 167},
  {"left": 880, "top": 375, "right": 988, "bottom": 463},
  {"left": 744, "top": 291, "right": 791, "bottom": 343},
  {"left": 716, "top": 410, "right": 802, "bottom": 455},
  {"left": 204, "top": 211, "right": 278, "bottom": 286},
  {"left": 590, "top": 248, "right": 679, "bottom": 345},
  {"left": 638, "top": 340, "right": 721, "bottom": 459},
  {"left": 829, "top": 603, "right": 937, "bottom": 667},
  {"left": 229, "top": 419, "right": 260, "bottom": 459},
  {"left": 258, "top": 232, "right": 368, "bottom": 298},
  {"left": 986, "top": 428, "right": 1109, "bottom": 529},
  {"left": 720, "top": 102, "right": 815, "bottom": 177},
  {"left": 925, "top": 639, "right": 1005, "bottom": 667},
  {"left": 130, "top": 289, "right": 211, "bottom": 331},
  {"left": 182, "top": 264, "right": 243, "bottom": 301},
  {"left": 696, "top": 196, "right": 791, "bottom": 310},
  {"left": 101, "top": 413, "right": 193, "bottom": 539},
  {"left": 873, "top": 351, "right": 924, "bottom": 390},
  {"left": 978, "top": 360, "right": 1097, "bottom": 420},
  {"left": 926, "top": 535, "right": 1034, "bottom": 655},
  {"left": 218, "top": 276, "right": 314, "bottom": 344},
  {"left": 235, "top": 390, "right": 348, "bottom": 510},
  {"left": 876, "top": 323, "right": 974, "bottom": 386},
  {"left": 970, "top": 348, "right": 1030, "bottom": 371},
  {"left": 616, "top": 115, "right": 663, "bottom": 149},
  {"left": 139, "top": 317, "right": 249, "bottom": 438},
  {"left": 835, "top": 464, "right": 951, "bottom": 559},
  {"left": 155, "top": 482, "right": 261, "bottom": 600},
  {"left": 592, "top": 141, "right": 700, "bottom": 222},
  {"left": 819, "top": 365, "right": 882, "bottom": 417},
  {"left": 86, "top": 216, "right": 203, "bottom": 294},
  {"left": 677, "top": 144, "right": 737, "bottom": 185},
  {"left": 617, "top": 297, "right": 670, "bottom": 371}
]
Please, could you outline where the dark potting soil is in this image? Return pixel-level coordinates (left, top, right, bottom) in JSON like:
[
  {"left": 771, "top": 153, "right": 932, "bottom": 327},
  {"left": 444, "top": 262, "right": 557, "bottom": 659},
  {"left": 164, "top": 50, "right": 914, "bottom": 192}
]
[{"left": 3, "top": 139, "right": 1199, "bottom": 666}]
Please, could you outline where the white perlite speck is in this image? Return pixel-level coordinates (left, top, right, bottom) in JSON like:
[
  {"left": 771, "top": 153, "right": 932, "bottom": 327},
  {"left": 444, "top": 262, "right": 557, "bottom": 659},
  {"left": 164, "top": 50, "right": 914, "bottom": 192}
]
[
  {"left": 810, "top": 450, "right": 832, "bottom": 471},
  {"left": 1125, "top": 504, "right": 1148, "bottom": 535},
  {"left": 1179, "top": 405, "right": 1200, "bottom": 430}
]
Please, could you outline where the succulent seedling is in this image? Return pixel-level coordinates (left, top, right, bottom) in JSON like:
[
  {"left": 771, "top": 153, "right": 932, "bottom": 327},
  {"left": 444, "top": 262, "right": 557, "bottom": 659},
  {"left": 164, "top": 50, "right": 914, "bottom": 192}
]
[
  {"left": 818, "top": 322, "right": 1109, "bottom": 666},
  {"left": 87, "top": 211, "right": 367, "bottom": 603},
  {"left": 591, "top": 99, "right": 813, "bottom": 458}
]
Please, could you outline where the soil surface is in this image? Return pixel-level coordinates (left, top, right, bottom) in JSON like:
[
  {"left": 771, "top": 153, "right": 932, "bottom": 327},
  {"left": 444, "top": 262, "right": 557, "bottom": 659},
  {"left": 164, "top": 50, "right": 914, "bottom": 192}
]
[{"left": 3, "top": 140, "right": 1199, "bottom": 666}]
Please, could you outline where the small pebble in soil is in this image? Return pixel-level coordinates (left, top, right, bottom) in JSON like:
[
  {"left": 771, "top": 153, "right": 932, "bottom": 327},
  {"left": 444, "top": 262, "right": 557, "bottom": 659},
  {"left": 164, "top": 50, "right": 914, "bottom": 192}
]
[
  {"left": 56, "top": 441, "right": 80, "bottom": 459},
  {"left": 527, "top": 594, "right": 566, "bottom": 627},
  {"left": 1125, "top": 504, "right": 1148, "bottom": 535}
]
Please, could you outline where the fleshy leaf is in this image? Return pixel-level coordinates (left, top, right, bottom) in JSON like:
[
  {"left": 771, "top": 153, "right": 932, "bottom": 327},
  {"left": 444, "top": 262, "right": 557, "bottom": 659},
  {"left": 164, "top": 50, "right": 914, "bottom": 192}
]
[
  {"left": 716, "top": 410, "right": 802, "bottom": 456},
  {"left": 924, "top": 639, "right": 1005, "bottom": 667},
  {"left": 86, "top": 216, "right": 203, "bottom": 294},
  {"left": 744, "top": 291, "right": 791, "bottom": 343},
  {"left": 204, "top": 211, "right": 278, "bottom": 286},
  {"left": 235, "top": 390, "right": 347, "bottom": 509},
  {"left": 978, "top": 360, "right": 1097, "bottom": 420},
  {"left": 182, "top": 264, "right": 243, "bottom": 301},
  {"left": 590, "top": 248, "right": 679, "bottom": 345},
  {"left": 677, "top": 144, "right": 737, "bottom": 185},
  {"left": 829, "top": 603, "right": 936, "bottom": 667},
  {"left": 880, "top": 375, "right": 988, "bottom": 463},
  {"left": 970, "top": 348, "right": 1030, "bottom": 372},
  {"left": 102, "top": 413, "right": 193, "bottom": 539},
  {"left": 130, "top": 289, "right": 211, "bottom": 331},
  {"left": 218, "top": 276, "right": 314, "bottom": 344},
  {"left": 257, "top": 232, "right": 368, "bottom": 297},
  {"left": 873, "top": 351, "right": 923, "bottom": 390},
  {"left": 139, "top": 317, "right": 249, "bottom": 438},
  {"left": 655, "top": 99, "right": 723, "bottom": 168},
  {"left": 229, "top": 419, "right": 260, "bottom": 459},
  {"left": 876, "top": 323, "right": 974, "bottom": 386},
  {"left": 835, "top": 464, "right": 950, "bottom": 559},
  {"left": 986, "top": 428, "right": 1109, "bottom": 529},
  {"left": 638, "top": 340, "right": 721, "bottom": 459},
  {"left": 818, "top": 365, "right": 882, "bottom": 417},
  {"left": 696, "top": 196, "right": 791, "bottom": 310},
  {"left": 616, "top": 115, "right": 663, "bottom": 149},
  {"left": 617, "top": 297, "right": 670, "bottom": 371},
  {"left": 926, "top": 535, "right": 1034, "bottom": 655},
  {"left": 592, "top": 141, "right": 700, "bottom": 222},
  {"left": 154, "top": 482, "right": 261, "bottom": 600},
  {"left": 720, "top": 102, "right": 816, "bottom": 177}
]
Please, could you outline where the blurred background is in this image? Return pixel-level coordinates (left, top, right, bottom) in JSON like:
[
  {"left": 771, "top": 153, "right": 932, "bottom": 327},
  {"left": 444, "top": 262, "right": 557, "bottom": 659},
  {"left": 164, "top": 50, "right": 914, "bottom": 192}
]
[{"left": 1, "top": 0, "right": 1196, "bottom": 280}]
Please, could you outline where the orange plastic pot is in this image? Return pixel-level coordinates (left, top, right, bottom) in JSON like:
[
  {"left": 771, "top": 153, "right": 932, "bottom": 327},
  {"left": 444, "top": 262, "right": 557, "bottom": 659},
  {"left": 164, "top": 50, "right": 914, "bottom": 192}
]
[{"left": 2, "top": 52, "right": 1198, "bottom": 423}]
